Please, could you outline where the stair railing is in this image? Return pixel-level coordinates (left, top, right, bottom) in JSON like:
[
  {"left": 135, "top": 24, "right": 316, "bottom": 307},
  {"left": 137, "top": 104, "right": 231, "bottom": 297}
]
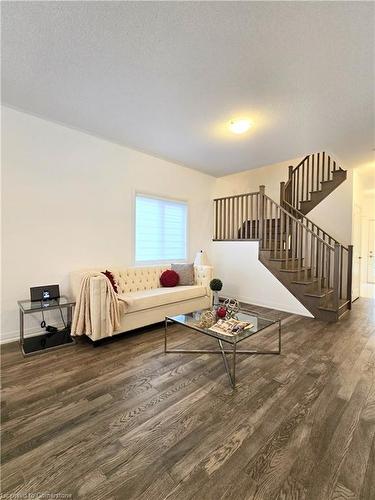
[
  {"left": 283, "top": 152, "right": 342, "bottom": 210},
  {"left": 280, "top": 190, "right": 341, "bottom": 248},
  {"left": 213, "top": 191, "right": 261, "bottom": 240},
  {"left": 213, "top": 187, "right": 353, "bottom": 309}
]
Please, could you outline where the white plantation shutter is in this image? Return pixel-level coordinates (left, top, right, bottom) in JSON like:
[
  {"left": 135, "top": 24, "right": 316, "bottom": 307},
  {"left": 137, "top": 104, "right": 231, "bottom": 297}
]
[{"left": 135, "top": 194, "right": 187, "bottom": 263}]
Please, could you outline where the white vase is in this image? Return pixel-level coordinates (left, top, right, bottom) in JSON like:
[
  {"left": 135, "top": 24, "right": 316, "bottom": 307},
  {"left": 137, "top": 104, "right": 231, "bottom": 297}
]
[{"left": 213, "top": 291, "right": 220, "bottom": 307}]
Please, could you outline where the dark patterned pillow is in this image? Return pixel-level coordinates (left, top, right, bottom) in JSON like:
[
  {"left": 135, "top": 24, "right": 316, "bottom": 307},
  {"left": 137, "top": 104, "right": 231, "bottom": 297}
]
[
  {"left": 101, "top": 270, "right": 118, "bottom": 293},
  {"left": 160, "top": 270, "right": 179, "bottom": 287},
  {"left": 171, "top": 263, "right": 194, "bottom": 286}
]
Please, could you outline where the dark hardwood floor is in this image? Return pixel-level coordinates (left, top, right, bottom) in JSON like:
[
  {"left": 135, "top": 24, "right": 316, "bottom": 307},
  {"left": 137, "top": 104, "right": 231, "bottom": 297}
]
[{"left": 1, "top": 300, "right": 374, "bottom": 499}]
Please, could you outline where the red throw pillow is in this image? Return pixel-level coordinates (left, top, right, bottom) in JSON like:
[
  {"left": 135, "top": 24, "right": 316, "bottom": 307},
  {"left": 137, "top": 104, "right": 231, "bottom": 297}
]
[
  {"left": 101, "top": 270, "right": 118, "bottom": 293},
  {"left": 160, "top": 270, "right": 179, "bottom": 287}
]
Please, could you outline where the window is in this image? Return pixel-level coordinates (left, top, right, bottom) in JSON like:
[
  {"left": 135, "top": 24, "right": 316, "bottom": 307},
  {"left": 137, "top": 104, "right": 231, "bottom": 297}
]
[{"left": 135, "top": 194, "right": 187, "bottom": 263}]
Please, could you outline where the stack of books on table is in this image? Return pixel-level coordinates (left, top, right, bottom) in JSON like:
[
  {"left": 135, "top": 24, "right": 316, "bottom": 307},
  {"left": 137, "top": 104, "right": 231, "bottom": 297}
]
[{"left": 209, "top": 318, "right": 254, "bottom": 336}]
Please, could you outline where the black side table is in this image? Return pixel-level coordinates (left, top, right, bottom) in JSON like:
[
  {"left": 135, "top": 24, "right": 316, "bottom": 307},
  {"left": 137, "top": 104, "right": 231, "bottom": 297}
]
[{"left": 18, "top": 296, "right": 76, "bottom": 356}]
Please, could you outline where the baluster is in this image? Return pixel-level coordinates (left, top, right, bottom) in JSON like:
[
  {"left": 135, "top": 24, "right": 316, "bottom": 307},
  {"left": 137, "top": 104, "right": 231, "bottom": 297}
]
[
  {"left": 333, "top": 243, "right": 340, "bottom": 308},
  {"left": 310, "top": 233, "right": 315, "bottom": 280},
  {"left": 239, "top": 196, "right": 242, "bottom": 239},
  {"left": 270, "top": 201, "right": 273, "bottom": 253},
  {"left": 253, "top": 194, "right": 256, "bottom": 239},
  {"left": 322, "top": 244, "right": 326, "bottom": 289},
  {"left": 231, "top": 198, "right": 234, "bottom": 240},
  {"left": 311, "top": 154, "right": 315, "bottom": 198},
  {"left": 304, "top": 227, "right": 308, "bottom": 279},
  {"left": 217, "top": 200, "right": 220, "bottom": 239},
  {"left": 256, "top": 193, "right": 259, "bottom": 239},
  {"left": 224, "top": 198, "right": 227, "bottom": 239},
  {"left": 316, "top": 240, "right": 322, "bottom": 290},
  {"left": 266, "top": 198, "right": 270, "bottom": 249},
  {"left": 327, "top": 247, "right": 331, "bottom": 289},
  {"left": 224, "top": 199, "right": 226, "bottom": 240},
  {"left": 281, "top": 208, "right": 284, "bottom": 257},
  {"left": 316, "top": 153, "right": 320, "bottom": 191},
  {"left": 235, "top": 197, "right": 238, "bottom": 240},
  {"left": 250, "top": 194, "right": 253, "bottom": 239},
  {"left": 217, "top": 200, "right": 222, "bottom": 240},
  {"left": 240, "top": 196, "right": 243, "bottom": 239},
  {"left": 328, "top": 156, "right": 331, "bottom": 181},
  {"left": 245, "top": 195, "right": 249, "bottom": 239},
  {"left": 275, "top": 204, "right": 279, "bottom": 257},
  {"left": 240, "top": 196, "right": 242, "bottom": 239},
  {"left": 285, "top": 213, "right": 290, "bottom": 264},
  {"left": 347, "top": 246, "right": 353, "bottom": 308},
  {"left": 302, "top": 162, "right": 305, "bottom": 204},
  {"left": 259, "top": 187, "right": 265, "bottom": 245},
  {"left": 296, "top": 169, "right": 300, "bottom": 208},
  {"left": 243, "top": 195, "right": 246, "bottom": 238},
  {"left": 340, "top": 245, "right": 343, "bottom": 298},
  {"left": 222, "top": 199, "right": 226, "bottom": 240},
  {"left": 214, "top": 200, "right": 217, "bottom": 239},
  {"left": 292, "top": 220, "right": 296, "bottom": 262},
  {"left": 306, "top": 157, "right": 310, "bottom": 200}
]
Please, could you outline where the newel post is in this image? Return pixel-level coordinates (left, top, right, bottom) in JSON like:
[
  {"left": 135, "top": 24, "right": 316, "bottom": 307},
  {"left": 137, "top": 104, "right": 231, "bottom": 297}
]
[
  {"left": 333, "top": 243, "right": 340, "bottom": 310},
  {"left": 288, "top": 165, "right": 293, "bottom": 180},
  {"left": 259, "top": 185, "right": 265, "bottom": 243},
  {"left": 347, "top": 245, "right": 353, "bottom": 309},
  {"left": 280, "top": 181, "right": 285, "bottom": 207}
]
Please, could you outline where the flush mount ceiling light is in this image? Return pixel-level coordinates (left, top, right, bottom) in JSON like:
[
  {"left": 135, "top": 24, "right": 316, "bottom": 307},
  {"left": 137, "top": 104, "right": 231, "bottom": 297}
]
[{"left": 228, "top": 119, "right": 253, "bottom": 134}]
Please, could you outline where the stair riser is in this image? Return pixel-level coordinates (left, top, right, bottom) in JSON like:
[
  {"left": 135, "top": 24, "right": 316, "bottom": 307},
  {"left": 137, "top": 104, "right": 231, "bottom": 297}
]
[{"left": 259, "top": 251, "right": 337, "bottom": 321}]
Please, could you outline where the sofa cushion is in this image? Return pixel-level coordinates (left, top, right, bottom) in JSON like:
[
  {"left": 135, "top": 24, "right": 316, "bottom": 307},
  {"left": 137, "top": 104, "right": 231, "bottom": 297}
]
[
  {"left": 101, "top": 270, "right": 118, "bottom": 293},
  {"left": 171, "top": 263, "right": 194, "bottom": 285},
  {"left": 118, "top": 285, "right": 207, "bottom": 313},
  {"left": 160, "top": 269, "right": 179, "bottom": 287}
]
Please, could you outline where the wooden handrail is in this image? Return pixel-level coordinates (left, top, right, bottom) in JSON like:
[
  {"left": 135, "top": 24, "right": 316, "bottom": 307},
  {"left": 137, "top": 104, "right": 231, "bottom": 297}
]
[
  {"left": 291, "top": 155, "right": 310, "bottom": 175},
  {"left": 263, "top": 194, "right": 335, "bottom": 251},
  {"left": 213, "top": 191, "right": 260, "bottom": 202},
  {"left": 281, "top": 198, "right": 348, "bottom": 250}
]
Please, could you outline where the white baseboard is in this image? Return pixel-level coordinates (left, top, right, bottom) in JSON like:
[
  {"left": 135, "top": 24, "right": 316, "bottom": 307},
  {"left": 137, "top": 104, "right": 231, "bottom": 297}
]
[
  {"left": 1, "top": 322, "right": 66, "bottom": 345},
  {"left": 225, "top": 294, "right": 313, "bottom": 318}
]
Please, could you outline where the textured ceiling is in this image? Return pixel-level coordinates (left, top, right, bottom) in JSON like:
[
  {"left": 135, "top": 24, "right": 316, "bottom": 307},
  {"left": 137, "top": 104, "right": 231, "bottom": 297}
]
[{"left": 2, "top": 1, "right": 374, "bottom": 176}]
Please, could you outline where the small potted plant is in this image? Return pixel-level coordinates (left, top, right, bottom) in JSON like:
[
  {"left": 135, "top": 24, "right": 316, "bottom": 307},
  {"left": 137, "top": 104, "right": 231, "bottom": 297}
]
[{"left": 210, "top": 278, "right": 223, "bottom": 307}]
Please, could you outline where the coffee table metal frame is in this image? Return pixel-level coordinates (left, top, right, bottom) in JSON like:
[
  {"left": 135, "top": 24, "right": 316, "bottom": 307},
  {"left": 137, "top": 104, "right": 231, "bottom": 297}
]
[{"left": 164, "top": 310, "right": 281, "bottom": 389}]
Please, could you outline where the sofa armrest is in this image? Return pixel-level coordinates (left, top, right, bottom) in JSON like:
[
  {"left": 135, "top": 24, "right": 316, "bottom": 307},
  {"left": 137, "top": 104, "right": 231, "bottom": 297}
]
[
  {"left": 89, "top": 275, "right": 108, "bottom": 341},
  {"left": 71, "top": 272, "right": 117, "bottom": 341},
  {"left": 194, "top": 265, "right": 213, "bottom": 300}
]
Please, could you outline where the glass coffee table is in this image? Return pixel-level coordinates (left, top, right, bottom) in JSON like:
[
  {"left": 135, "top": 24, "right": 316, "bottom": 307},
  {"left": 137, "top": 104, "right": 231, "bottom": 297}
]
[{"left": 164, "top": 309, "right": 281, "bottom": 389}]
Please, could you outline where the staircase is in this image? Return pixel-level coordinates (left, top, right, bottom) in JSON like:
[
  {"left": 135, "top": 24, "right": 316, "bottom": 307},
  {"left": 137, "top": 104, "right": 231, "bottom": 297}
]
[
  {"left": 212, "top": 152, "right": 353, "bottom": 322},
  {"left": 282, "top": 152, "right": 347, "bottom": 215}
]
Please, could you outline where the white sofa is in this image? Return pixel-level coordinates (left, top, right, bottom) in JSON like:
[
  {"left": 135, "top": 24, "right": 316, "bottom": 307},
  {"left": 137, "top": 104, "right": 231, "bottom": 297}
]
[{"left": 70, "top": 265, "right": 213, "bottom": 341}]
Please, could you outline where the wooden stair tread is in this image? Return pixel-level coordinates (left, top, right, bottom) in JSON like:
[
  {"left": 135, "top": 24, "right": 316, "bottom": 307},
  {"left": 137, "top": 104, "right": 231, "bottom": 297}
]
[
  {"left": 318, "top": 299, "right": 349, "bottom": 312},
  {"left": 291, "top": 277, "right": 323, "bottom": 285},
  {"left": 279, "top": 267, "right": 311, "bottom": 274},
  {"left": 304, "top": 288, "right": 333, "bottom": 298}
]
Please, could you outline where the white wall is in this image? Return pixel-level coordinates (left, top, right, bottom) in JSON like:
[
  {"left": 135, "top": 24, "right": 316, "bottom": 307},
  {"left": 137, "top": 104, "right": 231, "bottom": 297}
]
[
  {"left": 212, "top": 242, "right": 312, "bottom": 316},
  {"left": 1, "top": 107, "right": 215, "bottom": 341},
  {"left": 214, "top": 157, "right": 302, "bottom": 203},
  {"left": 353, "top": 167, "right": 375, "bottom": 297},
  {"left": 308, "top": 168, "right": 353, "bottom": 246}
]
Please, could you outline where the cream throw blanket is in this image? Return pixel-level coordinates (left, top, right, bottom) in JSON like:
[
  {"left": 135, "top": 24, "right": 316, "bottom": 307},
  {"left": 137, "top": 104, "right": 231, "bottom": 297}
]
[{"left": 71, "top": 272, "right": 121, "bottom": 337}]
